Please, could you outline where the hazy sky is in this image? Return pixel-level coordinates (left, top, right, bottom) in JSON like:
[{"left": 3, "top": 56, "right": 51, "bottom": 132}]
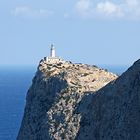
[{"left": 0, "top": 0, "right": 140, "bottom": 67}]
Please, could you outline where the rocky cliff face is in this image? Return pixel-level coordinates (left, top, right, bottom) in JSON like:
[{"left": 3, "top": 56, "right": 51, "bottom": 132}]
[
  {"left": 76, "top": 59, "right": 140, "bottom": 140},
  {"left": 17, "top": 60, "right": 117, "bottom": 140}
]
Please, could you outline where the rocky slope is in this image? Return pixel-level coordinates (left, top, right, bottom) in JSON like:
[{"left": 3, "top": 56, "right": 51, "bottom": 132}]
[
  {"left": 17, "top": 59, "right": 117, "bottom": 140},
  {"left": 76, "top": 59, "right": 140, "bottom": 140}
]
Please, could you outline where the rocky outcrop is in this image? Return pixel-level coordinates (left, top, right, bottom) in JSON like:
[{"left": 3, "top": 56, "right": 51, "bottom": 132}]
[
  {"left": 76, "top": 59, "right": 140, "bottom": 140},
  {"left": 17, "top": 60, "right": 117, "bottom": 140}
]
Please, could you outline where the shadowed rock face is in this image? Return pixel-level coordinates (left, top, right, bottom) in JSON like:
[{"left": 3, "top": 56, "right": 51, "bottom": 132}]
[
  {"left": 17, "top": 60, "right": 117, "bottom": 140},
  {"left": 18, "top": 72, "right": 68, "bottom": 140},
  {"left": 76, "top": 59, "right": 140, "bottom": 140}
]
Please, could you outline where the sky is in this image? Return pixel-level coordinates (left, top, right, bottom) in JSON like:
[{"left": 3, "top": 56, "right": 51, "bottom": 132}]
[{"left": 0, "top": 0, "right": 140, "bottom": 67}]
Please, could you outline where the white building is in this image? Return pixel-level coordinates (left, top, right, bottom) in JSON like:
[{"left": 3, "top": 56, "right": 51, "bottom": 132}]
[
  {"left": 46, "top": 44, "right": 65, "bottom": 64},
  {"left": 50, "top": 45, "right": 55, "bottom": 57}
]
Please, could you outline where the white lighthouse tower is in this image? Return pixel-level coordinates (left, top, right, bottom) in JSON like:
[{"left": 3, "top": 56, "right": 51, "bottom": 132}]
[
  {"left": 50, "top": 44, "right": 56, "bottom": 57},
  {"left": 46, "top": 44, "right": 65, "bottom": 64}
]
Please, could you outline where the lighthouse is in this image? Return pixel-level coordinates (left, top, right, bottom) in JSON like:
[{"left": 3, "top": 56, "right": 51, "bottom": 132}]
[
  {"left": 50, "top": 44, "right": 56, "bottom": 57},
  {"left": 46, "top": 44, "right": 65, "bottom": 64}
]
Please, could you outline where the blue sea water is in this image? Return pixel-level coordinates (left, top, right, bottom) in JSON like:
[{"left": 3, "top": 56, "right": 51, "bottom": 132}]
[
  {"left": 0, "top": 67, "right": 36, "bottom": 140},
  {"left": 0, "top": 65, "right": 128, "bottom": 140},
  {"left": 101, "top": 65, "right": 128, "bottom": 75}
]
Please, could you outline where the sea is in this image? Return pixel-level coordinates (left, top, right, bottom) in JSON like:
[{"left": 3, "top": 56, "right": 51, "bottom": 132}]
[{"left": 0, "top": 65, "right": 128, "bottom": 140}]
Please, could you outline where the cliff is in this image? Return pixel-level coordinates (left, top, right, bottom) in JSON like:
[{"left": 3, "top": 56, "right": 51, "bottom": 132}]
[
  {"left": 77, "top": 59, "right": 140, "bottom": 140},
  {"left": 17, "top": 59, "right": 117, "bottom": 140}
]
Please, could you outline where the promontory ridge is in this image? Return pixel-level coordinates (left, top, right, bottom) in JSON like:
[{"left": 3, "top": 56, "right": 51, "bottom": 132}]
[{"left": 17, "top": 45, "right": 140, "bottom": 140}]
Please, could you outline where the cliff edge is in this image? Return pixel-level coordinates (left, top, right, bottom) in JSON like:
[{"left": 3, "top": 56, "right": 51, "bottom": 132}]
[
  {"left": 17, "top": 59, "right": 117, "bottom": 140},
  {"left": 77, "top": 59, "right": 140, "bottom": 140}
]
